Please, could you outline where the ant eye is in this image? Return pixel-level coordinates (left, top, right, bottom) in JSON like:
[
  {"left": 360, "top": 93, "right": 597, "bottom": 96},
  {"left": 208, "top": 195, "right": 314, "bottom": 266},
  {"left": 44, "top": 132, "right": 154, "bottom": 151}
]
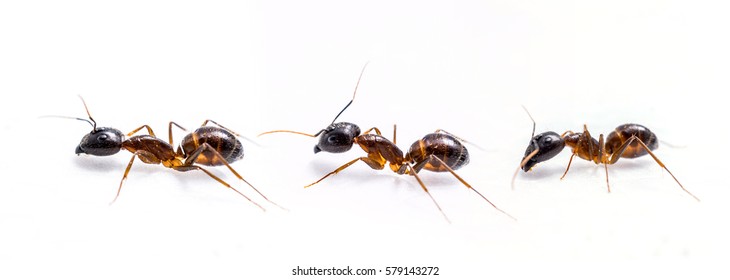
[
  {"left": 327, "top": 135, "right": 340, "bottom": 143},
  {"left": 97, "top": 134, "right": 109, "bottom": 141},
  {"left": 542, "top": 137, "right": 552, "bottom": 144}
]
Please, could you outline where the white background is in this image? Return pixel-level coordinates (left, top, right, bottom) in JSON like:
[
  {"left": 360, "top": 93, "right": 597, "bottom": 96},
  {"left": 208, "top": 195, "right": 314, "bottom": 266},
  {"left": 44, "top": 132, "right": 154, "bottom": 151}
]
[{"left": 1, "top": 0, "right": 728, "bottom": 279}]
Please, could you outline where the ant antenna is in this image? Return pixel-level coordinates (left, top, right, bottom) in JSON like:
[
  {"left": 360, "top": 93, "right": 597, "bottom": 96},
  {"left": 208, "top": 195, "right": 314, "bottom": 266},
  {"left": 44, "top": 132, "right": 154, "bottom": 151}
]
[
  {"left": 511, "top": 149, "right": 538, "bottom": 190},
  {"left": 39, "top": 115, "right": 95, "bottom": 128},
  {"left": 511, "top": 106, "right": 539, "bottom": 190},
  {"left": 78, "top": 95, "right": 97, "bottom": 132},
  {"left": 39, "top": 96, "right": 98, "bottom": 131},
  {"left": 257, "top": 62, "right": 370, "bottom": 138},
  {"left": 329, "top": 61, "right": 369, "bottom": 125},
  {"left": 521, "top": 105, "right": 535, "bottom": 138}
]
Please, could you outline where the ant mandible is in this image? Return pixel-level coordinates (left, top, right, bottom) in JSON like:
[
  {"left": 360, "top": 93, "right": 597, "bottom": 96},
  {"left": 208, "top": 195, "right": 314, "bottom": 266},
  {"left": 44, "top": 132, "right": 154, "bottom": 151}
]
[
  {"left": 63, "top": 96, "right": 283, "bottom": 210},
  {"left": 257, "top": 63, "right": 368, "bottom": 154},
  {"left": 303, "top": 124, "right": 515, "bottom": 223},
  {"left": 511, "top": 107, "right": 700, "bottom": 201}
]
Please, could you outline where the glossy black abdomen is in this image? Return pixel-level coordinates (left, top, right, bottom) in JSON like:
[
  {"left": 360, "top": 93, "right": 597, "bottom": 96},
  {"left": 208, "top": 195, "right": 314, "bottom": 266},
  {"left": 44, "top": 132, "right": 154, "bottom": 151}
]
[
  {"left": 406, "top": 133, "right": 469, "bottom": 172},
  {"left": 605, "top": 123, "right": 658, "bottom": 158},
  {"left": 181, "top": 126, "right": 244, "bottom": 166}
]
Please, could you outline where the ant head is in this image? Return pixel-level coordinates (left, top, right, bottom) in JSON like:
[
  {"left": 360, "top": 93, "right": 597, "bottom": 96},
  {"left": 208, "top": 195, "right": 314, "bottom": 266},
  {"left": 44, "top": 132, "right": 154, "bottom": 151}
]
[
  {"left": 72, "top": 96, "right": 124, "bottom": 156},
  {"left": 314, "top": 122, "right": 361, "bottom": 154},
  {"left": 521, "top": 131, "right": 565, "bottom": 172},
  {"left": 76, "top": 127, "right": 124, "bottom": 156}
]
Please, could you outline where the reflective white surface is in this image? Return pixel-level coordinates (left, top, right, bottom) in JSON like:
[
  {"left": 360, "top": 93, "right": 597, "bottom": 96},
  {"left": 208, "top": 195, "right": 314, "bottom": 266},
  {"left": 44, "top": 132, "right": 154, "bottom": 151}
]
[{"left": 1, "top": 0, "right": 728, "bottom": 279}]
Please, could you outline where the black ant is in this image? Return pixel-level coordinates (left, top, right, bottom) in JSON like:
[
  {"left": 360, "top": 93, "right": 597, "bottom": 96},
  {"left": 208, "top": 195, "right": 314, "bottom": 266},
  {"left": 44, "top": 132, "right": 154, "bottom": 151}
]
[
  {"left": 302, "top": 125, "right": 515, "bottom": 223},
  {"left": 257, "top": 63, "right": 368, "bottom": 154},
  {"left": 257, "top": 64, "right": 511, "bottom": 222},
  {"left": 512, "top": 107, "right": 699, "bottom": 201},
  {"left": 56, "top": 96, "right": 283, "bottom": 210}
]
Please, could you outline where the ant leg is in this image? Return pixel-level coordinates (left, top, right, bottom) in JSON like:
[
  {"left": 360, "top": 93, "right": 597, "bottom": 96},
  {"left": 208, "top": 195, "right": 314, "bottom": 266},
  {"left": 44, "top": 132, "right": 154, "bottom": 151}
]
[
  {"left": 608, "top": 135, "right": 699, "bottom": 201},
  {"left": 604, "top": 163, "right": 610, "bottom": 193},
  {"left": 511, "top": 148, "right": 540, "bottom": 190},
  {"left": 185, "top": 143, "right": 286, "bottom": 210},
  {"left": 581, "top": 125, "right": 600, "bottom": 165},
  {"left": 560, "top": 130, "right": 576, "bottom": 137},
  {"left": 597, "top": 134, "right": 611, "bottom": 193},
  {"left": 110, "top": 152, "right": 142, "bottom": 205},
  {"left": 393, "top": 124, "right": 397, "bottom": 145},
  {"left": 404, "top": 163, "right": 452, "bottom": 224},
  {"left": 126, "top": 125, "right": 157, "bottom": 137},
  {"left": 560, "top": 153, "right": 577, "bottom": 180},
  {"left": 560, "top": 127, "right": 590, "bottom": 180},
  {"left": 361, "top": 127, "right": 383, "bottom": 136},
  {"left": 304, "top": 157, "right": 384, "bottom": 188},
  {"left": 172, "top": 165, "right": 266, "bottom": 211},
  {"left": 168, "top": 121, "right": 189, "bottom": 148},
  {"left": 434, "top": 129, "right": 485, "bottom": 151},
  {"left": 414, "top": 155, "right": 515, "bottom": 221}
]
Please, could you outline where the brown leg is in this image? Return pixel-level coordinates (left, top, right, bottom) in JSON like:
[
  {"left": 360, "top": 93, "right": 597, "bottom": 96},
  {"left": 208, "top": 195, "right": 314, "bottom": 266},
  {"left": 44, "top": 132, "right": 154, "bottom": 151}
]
[
  {"left": 303, "top": 157, "right": 383, "bottom": 188},
  {"left": 361, "top": 127, "right": 383, "bottom": 136},
  {"left": 168, "top": 121, "right": 188, "bottom": 148},
  {"left": 110, "top": 152, "right": 141, "bottom": 205},
  {"left": 185, "top": 143, "right": 286, "bottom": 210},
  {"left": 583, "top": 125, "right": 599, "bottom": 165},
  {"left": 598, "top": 134, "right": 611, "bottom": 193},
  {"left": 173, "top": 165, "right": 265, "bottom": 212},
  {"left": 560, "top": 127, "right": 592, "bottom": 180},
  {"left": 419, "top": 155, "right": 515, "bottom": 221},
  {"left": 560, "top": 153, "right": 577, "bottom": 180},
  {"left": 393, "top": 124, "right": 397, "bottom": 145},
  {"left": 126, "top": 125, "right": 157, "bottom": 137},
  {"left": 608, "top": 135, "right": 699, "bottom": 201},
  {"left": 404, "top": 163, "right": 451, "bottom": 224}
]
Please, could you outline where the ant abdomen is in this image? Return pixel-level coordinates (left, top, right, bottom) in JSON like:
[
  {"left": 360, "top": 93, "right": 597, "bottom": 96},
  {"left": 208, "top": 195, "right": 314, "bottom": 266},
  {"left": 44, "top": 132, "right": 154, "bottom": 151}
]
[
  {"left": 407, "top": 133, "right": 469, "bottom": 172},
  {"left": 605, "top": 124, "right": 658, "bottom": 158},
  {"left": 180, "top": 126, "right": 244, "bottom": 166}
]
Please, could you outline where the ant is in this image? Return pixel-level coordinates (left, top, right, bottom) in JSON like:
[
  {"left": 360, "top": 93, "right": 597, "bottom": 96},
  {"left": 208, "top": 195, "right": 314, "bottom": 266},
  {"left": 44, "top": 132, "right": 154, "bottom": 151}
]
[
  {"left": 257, "top": 63, "right": 368, "bottom": 154},
  {"left": 511, "top": 107, "right": 700, "bottom": 201},
  {"left": 257, "top": 64, "right": 512, "bottom": 222},
  {"left": 302, "top": 125, "right": 515, "bottom": 223},
  {"left": 56, "top": 96, "right": 283, "bottom": 210}
]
